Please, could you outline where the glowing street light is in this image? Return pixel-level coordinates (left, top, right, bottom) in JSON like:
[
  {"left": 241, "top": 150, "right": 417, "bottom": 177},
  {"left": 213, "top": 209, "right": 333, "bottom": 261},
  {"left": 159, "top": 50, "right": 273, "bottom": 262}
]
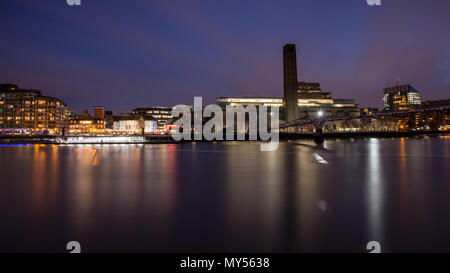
[{"left": 318, "top": 111, "right": 324, "bottom": 117}]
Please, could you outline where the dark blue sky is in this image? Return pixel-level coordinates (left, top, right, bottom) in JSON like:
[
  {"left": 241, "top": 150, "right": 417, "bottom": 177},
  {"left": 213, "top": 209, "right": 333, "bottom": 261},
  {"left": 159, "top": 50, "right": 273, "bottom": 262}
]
[{"left": 1, "top": 0, "right": 449, "bottom": 113}]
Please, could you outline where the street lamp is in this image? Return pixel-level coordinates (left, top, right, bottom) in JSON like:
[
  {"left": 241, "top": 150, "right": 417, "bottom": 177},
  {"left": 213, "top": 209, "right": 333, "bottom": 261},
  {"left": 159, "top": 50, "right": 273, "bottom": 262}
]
[{"left": 318, "top": 111, "right": 324, "bottom": 117}]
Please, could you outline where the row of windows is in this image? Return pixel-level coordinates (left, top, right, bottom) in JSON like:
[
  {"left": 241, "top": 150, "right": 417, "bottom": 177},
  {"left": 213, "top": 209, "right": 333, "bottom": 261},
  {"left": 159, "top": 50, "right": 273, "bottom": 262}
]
[
  {"left": 1, "top": 101, "right": 62, "bottom": 106},
  {"left": 69, "top": 125, "right": 105, "bottom": 129}
]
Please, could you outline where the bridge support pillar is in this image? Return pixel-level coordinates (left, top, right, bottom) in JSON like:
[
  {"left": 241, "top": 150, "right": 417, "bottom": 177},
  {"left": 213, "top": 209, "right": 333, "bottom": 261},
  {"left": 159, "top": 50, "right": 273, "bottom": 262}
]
[
  {"left": 314, "top": 128, "right": 324, "bottom": 145},
  {"left": 311, "top": 119, "right": 326, "bottom": 145}
]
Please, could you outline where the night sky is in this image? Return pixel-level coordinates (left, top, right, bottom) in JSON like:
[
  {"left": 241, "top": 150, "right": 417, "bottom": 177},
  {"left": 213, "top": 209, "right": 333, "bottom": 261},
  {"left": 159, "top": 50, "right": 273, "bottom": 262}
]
[{"left": 1, "top": 0, "right": 449, "bottom": 113}]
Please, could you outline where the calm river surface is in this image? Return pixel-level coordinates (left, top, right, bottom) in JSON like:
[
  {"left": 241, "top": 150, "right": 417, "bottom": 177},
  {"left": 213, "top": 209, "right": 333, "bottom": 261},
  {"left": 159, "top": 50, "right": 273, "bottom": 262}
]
[{"left": 0, "top": 137, "right": 449, "bottom": 252}]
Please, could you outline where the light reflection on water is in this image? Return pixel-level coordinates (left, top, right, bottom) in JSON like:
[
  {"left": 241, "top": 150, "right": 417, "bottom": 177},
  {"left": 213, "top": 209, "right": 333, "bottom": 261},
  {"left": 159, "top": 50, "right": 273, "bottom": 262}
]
[
  {"left": 367, "top": 138, "right": 383, "bottom": 246},
  {"left": 0, "top": 137, "right": 449, "bottom": 252}
]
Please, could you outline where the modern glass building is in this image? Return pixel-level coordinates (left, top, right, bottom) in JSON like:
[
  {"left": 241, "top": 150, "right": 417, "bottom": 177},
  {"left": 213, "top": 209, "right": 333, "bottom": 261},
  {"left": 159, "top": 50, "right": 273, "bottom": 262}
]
[
  {"left": 383, "top": 84, "right": 421, "bottom": 111},
  {"left": 130, "top": 106, "right": 172, "bottom": 133}
]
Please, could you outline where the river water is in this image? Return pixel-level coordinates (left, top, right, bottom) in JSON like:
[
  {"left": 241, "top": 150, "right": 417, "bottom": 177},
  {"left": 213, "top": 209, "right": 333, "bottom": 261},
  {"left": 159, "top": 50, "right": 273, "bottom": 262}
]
[{"left": 0, "top": 136, "right": 449, "bottom": 252}]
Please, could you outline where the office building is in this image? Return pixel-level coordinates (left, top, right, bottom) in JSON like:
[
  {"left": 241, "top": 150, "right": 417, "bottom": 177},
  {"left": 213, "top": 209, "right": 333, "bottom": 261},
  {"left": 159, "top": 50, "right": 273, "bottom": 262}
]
[
  {"left": 130, "top": 106, "right": 172, "bottom": 133},
  {"left": 383, "top": 84, "right": 421, "bottom": 111}
]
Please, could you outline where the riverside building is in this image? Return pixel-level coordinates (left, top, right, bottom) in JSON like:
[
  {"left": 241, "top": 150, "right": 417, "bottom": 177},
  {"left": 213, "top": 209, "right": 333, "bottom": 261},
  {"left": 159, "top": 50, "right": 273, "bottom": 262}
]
[
  {"left": 68, "top": 109, "right": 105, "bottom": 135},
  {"left": 0, "top": 84, "right": 69, "bottom": 135},
  {"left": 130, "top": 106, "right": 172, "bottom": 133}
]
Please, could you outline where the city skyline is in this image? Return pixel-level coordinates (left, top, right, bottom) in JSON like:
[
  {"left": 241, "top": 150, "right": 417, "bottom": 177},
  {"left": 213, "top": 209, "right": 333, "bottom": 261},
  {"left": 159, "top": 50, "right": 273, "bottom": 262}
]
[
  {"left": 1, "top": 0, "right": 450, "bottom": 113},
  {"left": 1, "top": 0, "right": 450, "bottom": 259}
]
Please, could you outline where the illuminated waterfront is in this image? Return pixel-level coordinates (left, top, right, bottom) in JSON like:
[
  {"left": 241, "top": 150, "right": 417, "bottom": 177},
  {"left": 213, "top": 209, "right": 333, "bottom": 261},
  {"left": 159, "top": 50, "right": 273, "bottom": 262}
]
[{"left": 0, "top": 137, "right": 449, "bottom": 252}]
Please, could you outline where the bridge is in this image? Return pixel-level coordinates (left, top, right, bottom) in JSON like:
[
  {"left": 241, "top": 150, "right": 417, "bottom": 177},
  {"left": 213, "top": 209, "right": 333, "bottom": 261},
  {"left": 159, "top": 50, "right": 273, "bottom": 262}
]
[{"left": 274, "top": 105, "right": 450, "bottom": 144}]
